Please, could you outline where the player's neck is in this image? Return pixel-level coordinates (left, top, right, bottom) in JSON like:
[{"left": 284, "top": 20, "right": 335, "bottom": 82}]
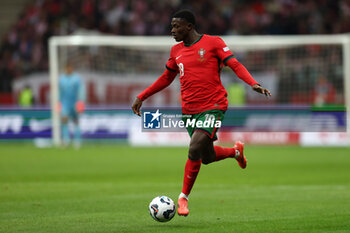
[{"left": 183, "top": 31, "right": 202, "bottom": 45}]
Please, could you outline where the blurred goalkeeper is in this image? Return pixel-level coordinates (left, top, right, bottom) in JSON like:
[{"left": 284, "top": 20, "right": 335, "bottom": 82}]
[
  {"left": 59, "top": 63, "right": 85, "bottom": 148},
  {"left": 132, "top": 10, "right": 271, "bottom": 216}
]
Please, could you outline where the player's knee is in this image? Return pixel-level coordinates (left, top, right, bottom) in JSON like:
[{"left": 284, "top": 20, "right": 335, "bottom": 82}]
[
  {"left": 188, "top": 142, "right": 202, "bottom": 160},
  {"left": 201, "top": 156, "right": 214, "bottom": 165},
  {"left": 62, "top": 117, "right": 68, "bottom": 124},
  {"left": 201, "top": 158, "right": 211, "bottom": 165}
]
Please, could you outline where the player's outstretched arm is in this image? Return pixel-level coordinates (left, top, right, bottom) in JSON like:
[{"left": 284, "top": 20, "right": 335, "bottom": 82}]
[
  {"left": 131, "top": 69, "right": 177, "bottom": 117},
  {"left": 132, "top": 97, "right": 143, "bottom": 116},
  {"left": 226, "top": 57, "right": 271, "bottom": 98},
  {"left": 252, "top": 84, "right": 272, "bottom": 97}
]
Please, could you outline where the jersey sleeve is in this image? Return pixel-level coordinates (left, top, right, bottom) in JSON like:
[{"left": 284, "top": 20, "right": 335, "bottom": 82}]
[
  {"left": 137, "top": 69, "right": 177, "bottom": 101},
  {"left": 226, "top": 58, "right": 259, "bottom": 87},
  {"left": 165, "top": 46, "right": 178, "bottom": 73},
  {"left": 214, "top": 37, "right": 235, "bottom": 65}
]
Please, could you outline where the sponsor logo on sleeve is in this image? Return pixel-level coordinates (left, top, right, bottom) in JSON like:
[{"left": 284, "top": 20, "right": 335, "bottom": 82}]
[{"left": 223, "top": 47, "right": 230, "bottom": 52}]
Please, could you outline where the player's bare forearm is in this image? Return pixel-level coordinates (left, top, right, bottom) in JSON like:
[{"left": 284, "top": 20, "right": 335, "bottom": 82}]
[
  {"left": 132, "top": 97, "right": 143, "bottom": 116},
  {"left": 252, "top": 84, "right": 272, "bottom": 97}
]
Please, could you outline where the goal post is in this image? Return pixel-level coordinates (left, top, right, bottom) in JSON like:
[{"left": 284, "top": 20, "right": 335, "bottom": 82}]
[
  {"left": 49, "top": 34, "right": 350, "bottom": 146},
  {"left": 48, "top": 36, "right": 175, "bottom": 146}
]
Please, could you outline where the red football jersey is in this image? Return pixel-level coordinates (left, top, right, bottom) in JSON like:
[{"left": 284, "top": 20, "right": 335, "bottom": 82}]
[{"left": 166, "top": 34, "right": 234, "bottom": 114}]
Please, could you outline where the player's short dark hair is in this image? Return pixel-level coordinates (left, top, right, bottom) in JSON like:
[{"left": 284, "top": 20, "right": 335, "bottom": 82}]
[{"left": 173, "top": 9, "right": 196, "bottom": 25}]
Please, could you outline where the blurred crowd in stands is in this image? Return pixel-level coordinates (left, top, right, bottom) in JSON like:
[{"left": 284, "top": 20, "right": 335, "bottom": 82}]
[{"left": 0, "top": 0, "right": 349, "bottom": 104}]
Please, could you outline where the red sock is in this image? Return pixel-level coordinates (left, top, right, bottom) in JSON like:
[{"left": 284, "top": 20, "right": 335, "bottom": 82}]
[
  {"left": 214, "top": 145, "right": 235, "bottom": 161},
  {"left": 181, "top": 158, "right": 201, "bottom": 196}
]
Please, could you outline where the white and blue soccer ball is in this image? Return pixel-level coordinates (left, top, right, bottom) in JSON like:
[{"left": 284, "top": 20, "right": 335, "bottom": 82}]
[{"left": 149, "top": 196, "right": 176, "bottom": 222}]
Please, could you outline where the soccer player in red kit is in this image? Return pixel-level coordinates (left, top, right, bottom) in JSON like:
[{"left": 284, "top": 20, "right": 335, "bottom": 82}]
[{"left": 132, "top": 9, "right": 271, "bottom": 216}]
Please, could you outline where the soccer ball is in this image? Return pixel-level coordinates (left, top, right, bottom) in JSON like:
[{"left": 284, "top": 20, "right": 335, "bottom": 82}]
[{"left": 149, "top": 196, "right": 176, "bottom": 222}]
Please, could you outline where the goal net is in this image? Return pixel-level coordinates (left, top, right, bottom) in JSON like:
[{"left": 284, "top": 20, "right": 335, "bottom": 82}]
[{"left": 49, "top": 35, "right": 350, "bottom": 146}]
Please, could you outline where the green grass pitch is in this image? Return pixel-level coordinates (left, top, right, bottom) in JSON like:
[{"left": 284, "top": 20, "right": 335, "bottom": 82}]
[{"left": 0, "top": 144, "right": 350, "bottom": 233}]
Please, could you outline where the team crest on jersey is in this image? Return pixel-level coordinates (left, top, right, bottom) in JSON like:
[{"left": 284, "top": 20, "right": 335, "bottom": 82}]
[{"left": 197, "top": 48, "right": 207, "bottom": 62}]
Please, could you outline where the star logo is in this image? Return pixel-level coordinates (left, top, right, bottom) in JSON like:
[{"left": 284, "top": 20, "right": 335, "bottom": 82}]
[
  {"left": 150, "top": 109, "right": 162, "bottom": 122},
  {"left": 143, "top": 109, "right": 162, "bottom": 129}
]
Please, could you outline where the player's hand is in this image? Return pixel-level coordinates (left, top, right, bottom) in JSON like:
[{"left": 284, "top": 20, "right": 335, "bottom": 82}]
[
  {"left": 55, "top": 102, "right": 62, "bottom": 113},
  {"left": 132, "top": 97, "right": 143, "bottom": 116},
  {"left": 252, "top": 84, "right": 271, "bottom": 98},
  {"left": 75, "top": 101, "right": 85, "bottom": 113}
]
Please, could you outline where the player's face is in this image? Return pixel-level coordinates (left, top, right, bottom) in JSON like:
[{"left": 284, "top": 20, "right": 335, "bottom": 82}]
[
  {"left": 171, "top": 18, "right": 190, "bottom": 42},
  {"left": 65, "top": 65, "right": 73, "bottom": 75}
]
